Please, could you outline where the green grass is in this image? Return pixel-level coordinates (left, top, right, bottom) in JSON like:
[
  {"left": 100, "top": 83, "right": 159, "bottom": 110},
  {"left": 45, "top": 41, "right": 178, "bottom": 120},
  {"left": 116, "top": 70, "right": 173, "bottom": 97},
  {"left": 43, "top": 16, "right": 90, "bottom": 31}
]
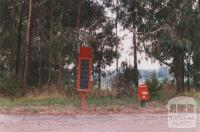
[
  {"left": 86, "top": 96, "right": 138, "bottom": 107},
  {"left": 0, "top": 97, "right": 68, "bottom": 108},
  {"left": 0, "top": 98, "right": 16, "bottom": 108},
  {"left": 0, "top": 95, "right": 138, "bottom": 109}
]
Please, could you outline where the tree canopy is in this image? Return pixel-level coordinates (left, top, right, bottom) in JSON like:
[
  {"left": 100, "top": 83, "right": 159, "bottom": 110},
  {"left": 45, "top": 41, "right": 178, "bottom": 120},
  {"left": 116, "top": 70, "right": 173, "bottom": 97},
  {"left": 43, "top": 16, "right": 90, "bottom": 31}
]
[{"left": 0, "top": 0, "right": 200, "bottom": 95}]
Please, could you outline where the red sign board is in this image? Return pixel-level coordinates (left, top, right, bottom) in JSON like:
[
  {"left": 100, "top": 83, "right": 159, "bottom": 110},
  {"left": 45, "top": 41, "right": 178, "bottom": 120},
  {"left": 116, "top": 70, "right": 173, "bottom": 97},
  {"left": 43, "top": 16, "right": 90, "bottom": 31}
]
[
  {"left": 77, "top": 47, "right": 92, "bottom": 92},
  {"left": 138, "top": 84, "right": 149, "bottom": 101}
]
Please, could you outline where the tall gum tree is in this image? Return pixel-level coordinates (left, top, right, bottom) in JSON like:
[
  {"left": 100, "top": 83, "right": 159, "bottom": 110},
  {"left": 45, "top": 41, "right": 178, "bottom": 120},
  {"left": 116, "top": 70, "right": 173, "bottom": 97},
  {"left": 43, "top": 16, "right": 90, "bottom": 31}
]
[
  {"left": 10, "top": 0, "right": 17, "bottom": 74},
  {"left": 23, "top": 0, "right": 33, "bottom": 91},
  {"left": 117, "top": 0, "right": 146, "bottom": 88},
  {"left": 143, "top": 0, "right": 200, "bottom": 92}
]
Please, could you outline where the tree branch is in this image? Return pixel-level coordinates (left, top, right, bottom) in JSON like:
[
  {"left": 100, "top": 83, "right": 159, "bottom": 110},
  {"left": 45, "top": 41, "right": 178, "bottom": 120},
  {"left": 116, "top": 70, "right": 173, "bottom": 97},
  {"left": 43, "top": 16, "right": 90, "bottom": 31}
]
[{"left": 142, "top": 41, "right": 173, "bottom": 68}]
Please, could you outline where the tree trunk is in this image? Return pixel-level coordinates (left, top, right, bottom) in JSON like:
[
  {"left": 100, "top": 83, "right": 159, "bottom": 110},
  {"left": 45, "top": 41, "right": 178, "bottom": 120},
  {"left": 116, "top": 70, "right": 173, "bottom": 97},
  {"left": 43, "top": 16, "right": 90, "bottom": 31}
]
[
  {"left": 169, "top": 0, "right": 185, "bottom": 93},
  {"left": 48, "top": 35, "right": 52, "bottom": 85},
  {"left": 193, "top": 54, "right": 200, "bottom": 89},
  {"left": 115, "top": 19, "right": 119, "bottom": 76},
  {"left": 169, "top": 0, "right": 176, "bottom": 30},
  {"left": 57, "top": 52, "right": 62, "bottom": 89},
  {"left": 74, "top": 0, "right": 82, "bottom": 87},
  {"left": 48, "top": 0, "right": 53, "bottom": 85},
  {"left": 133, "top": 31, "right": 139, "bottom": 87},
  {"left": 10, "top": 0, "right": 17, "bottom": 74},
  {"left": 38, "top": 45, "right": 42, "bottom": 87},
  {"left": 76, "top": 0, "right": 82, "bottom": 42},
  {"left": 199, "top": 0, "right": 200, "bottom": 9},
  {"left": 98, "top": 58, "right": 101, "bottom": 90},
  {"left": 16, "top": 5, "right": 23, "bottom": 75},
  {"left": 37, "top": 19, "right": 42, "bottom": 87},
  {"left": 174, "top": 54, "right": 185, "bottom": 93},
  {"left": 23, "top": 0, "right": 33, "bottom": 91},
  {"left": 98, "top": 47, "right": 103, "bottom": 90},
  {"left": 192, "top": 0, "right": 200, "bottom": 90},
  {"left": 115, "top": 0, "right": 119, "bottom": 76},
  {"left": 187, "top": 61, "right": 190, "bottom": 91}
]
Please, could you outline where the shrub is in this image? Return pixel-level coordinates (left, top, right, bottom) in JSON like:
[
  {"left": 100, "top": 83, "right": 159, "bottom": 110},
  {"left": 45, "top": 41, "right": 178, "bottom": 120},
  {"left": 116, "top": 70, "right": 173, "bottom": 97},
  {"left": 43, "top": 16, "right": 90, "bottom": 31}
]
[
  {"left": 145, "top": 72, "right": 161, "bottom": 99},
  {"left": 0, "top": 75, "right": 21, "bottom": 96},
  {"left": 111, "top": 62, "right": 136, "bottom": 97}
]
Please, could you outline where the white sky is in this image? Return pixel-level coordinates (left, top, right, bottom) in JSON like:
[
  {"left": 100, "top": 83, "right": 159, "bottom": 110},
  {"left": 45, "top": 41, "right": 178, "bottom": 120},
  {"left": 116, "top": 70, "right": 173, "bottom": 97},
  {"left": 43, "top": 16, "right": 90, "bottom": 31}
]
[
  {"left": 104, "top": 7, "right": 161, "bottom": 70},
  {"left": 106, "top": 27, "right": 161, "bottom": 70}
]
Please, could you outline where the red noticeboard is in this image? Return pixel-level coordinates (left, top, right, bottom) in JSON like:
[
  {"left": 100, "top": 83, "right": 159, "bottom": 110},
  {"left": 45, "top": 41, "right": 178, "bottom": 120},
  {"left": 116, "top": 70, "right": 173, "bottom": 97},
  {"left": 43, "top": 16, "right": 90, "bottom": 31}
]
[
  {"left": 77, "top": 47, "right": 92, "bottom": 92},
  {"left": 138, "top": 84, "right": 149, "bottom": 101}
]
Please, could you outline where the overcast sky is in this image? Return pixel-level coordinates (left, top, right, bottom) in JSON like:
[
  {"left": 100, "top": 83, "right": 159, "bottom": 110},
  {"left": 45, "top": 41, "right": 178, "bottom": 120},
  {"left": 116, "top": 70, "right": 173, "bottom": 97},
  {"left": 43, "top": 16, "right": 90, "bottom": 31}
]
[
  {"left": 106, "top": 27, "right": 161, "bottom": 70},
  {"left": 104, "top": 7, "right": 161, "bottom": 71}
]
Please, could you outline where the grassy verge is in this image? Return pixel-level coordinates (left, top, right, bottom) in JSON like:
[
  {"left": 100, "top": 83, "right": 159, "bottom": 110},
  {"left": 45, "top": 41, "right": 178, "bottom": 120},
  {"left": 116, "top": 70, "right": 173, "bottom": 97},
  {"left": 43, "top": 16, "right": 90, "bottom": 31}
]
[
  {"left": 2, "top": 90, "right": 200, "bottom": 114},
  {"left": 86, "top": 96, "right": 138, "bottom": 107},
  {"left": 0, "top": 95, "right": 139, "bottom": 110}
]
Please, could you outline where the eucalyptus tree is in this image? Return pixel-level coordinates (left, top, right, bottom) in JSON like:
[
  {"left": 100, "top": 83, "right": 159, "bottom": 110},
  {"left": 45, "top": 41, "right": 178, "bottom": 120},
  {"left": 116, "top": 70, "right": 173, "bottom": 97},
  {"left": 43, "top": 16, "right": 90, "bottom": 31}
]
[
  {"left": 0, "top": 0, "right": 26, "bottom": 76},
  {"left": 90, "top": 21, "right": 117, "bottom": 89},
  {"left": 0, "top": 0, "right": 10, "bottom": 72},
  {"left": 179, "top": 0, "right": 200, "bottom": 89},
  {"left": 25, "top": 0, "right": 107, "bottom": 88},
  {"left": 112, "top": 0, "right": 200, "bottom": 93},
  {"left": 0, "top": 0, "right": 111, "bottom": 90},
  {"left": 117, "top": 0, "right": 147, "bottom": 87},
  {"left": 141, "top": 0, "right": 200, "bottom": 92}
]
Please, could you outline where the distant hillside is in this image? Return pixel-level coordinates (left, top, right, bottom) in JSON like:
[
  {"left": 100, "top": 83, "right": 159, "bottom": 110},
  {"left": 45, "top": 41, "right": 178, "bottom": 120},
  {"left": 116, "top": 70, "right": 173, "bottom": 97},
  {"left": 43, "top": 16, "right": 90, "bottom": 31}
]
[
  {"left": 96, "top": 67, "right": 171, "bottom": 85},
  {"left": 139, "top": 67, "right": 171, "bottom": 82}
]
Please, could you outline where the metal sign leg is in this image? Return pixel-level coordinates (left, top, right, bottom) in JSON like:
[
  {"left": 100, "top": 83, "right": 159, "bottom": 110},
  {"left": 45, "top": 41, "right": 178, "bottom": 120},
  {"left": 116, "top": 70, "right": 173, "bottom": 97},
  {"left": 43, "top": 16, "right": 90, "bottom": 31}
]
[{"left": 81, "top": 92, "right": 86, "bottom": 112}]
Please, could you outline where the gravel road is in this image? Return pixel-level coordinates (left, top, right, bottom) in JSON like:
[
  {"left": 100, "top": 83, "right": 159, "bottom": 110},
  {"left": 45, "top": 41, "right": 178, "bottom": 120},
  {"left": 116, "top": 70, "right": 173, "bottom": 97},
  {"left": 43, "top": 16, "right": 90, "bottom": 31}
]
[{"left": 0, "top": 114, "right": 200, "bottom": 132}]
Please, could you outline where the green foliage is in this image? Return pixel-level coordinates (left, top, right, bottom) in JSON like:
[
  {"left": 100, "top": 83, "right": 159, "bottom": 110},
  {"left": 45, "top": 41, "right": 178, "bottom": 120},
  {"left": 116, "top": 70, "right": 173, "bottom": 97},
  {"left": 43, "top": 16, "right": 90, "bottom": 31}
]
[
  {"left": 145, "top": 73, "right": 161, "bottom": 99},
  {"left": 0, "top": 75, "right": 21, "bottom": 96},
  {"left": 118, "top": 0, "right": 146, "bottom": 29},
  {"left": 0, "top": 0, "right": 109, "bottom": 88},
  {"left": 0, "top": 0, "right": 200, "bottom": 92},
  {"left": 91, "top": 22, "right": 117, "bottom": 73},
  {"left": 117, "top": 0, "right": 200, "bottom": 91},
  {"left": 121, "top": 62, "right": 136, "bottom": 85},
  {"left": 112, "top": 62, "right": 137, "bottom": 96},
  {"left": 0, "top": 0, "right": 10, "bottom": 29}
]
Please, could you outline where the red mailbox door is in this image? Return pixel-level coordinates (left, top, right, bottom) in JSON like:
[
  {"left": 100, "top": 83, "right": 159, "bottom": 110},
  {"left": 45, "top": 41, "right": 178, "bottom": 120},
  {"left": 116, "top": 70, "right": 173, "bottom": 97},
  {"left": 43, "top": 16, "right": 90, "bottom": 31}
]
[
  {"left": 138, "top": 84, "right": 149, "bottom": 101},
  {"left": 77, "top": 47, "right": 92, "bottom": 92}
]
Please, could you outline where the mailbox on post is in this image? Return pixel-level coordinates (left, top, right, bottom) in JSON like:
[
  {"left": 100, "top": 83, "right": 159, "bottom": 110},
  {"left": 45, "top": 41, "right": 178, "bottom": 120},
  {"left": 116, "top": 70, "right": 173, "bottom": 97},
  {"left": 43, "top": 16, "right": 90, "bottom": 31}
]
[
  {"left": 77, "top": 47, "right": 92, "bottom": 111},
  {"left": 138, "top": 84, "right": 149, "bottom": 107}
]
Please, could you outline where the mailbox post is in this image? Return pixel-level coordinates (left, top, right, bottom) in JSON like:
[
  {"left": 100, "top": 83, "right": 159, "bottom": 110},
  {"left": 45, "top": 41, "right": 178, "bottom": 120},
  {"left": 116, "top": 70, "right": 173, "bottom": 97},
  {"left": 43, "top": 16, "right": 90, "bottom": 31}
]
[
  {"left": 77, "top": 47, "right": 92, "bottom": 111},
  {"left": 138, "top": 84, "right": 149, "bottom": 107}
]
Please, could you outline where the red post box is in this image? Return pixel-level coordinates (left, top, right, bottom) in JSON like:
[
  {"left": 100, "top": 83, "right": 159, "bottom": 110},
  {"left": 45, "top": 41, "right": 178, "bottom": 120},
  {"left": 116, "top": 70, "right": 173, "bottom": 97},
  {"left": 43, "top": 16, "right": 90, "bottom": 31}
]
[
  {"left": 138, "top": 84, "right": 149, "bottom": 107},
  {"left": 138, "top": 84, "right": 149, "bottom": 101}
]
